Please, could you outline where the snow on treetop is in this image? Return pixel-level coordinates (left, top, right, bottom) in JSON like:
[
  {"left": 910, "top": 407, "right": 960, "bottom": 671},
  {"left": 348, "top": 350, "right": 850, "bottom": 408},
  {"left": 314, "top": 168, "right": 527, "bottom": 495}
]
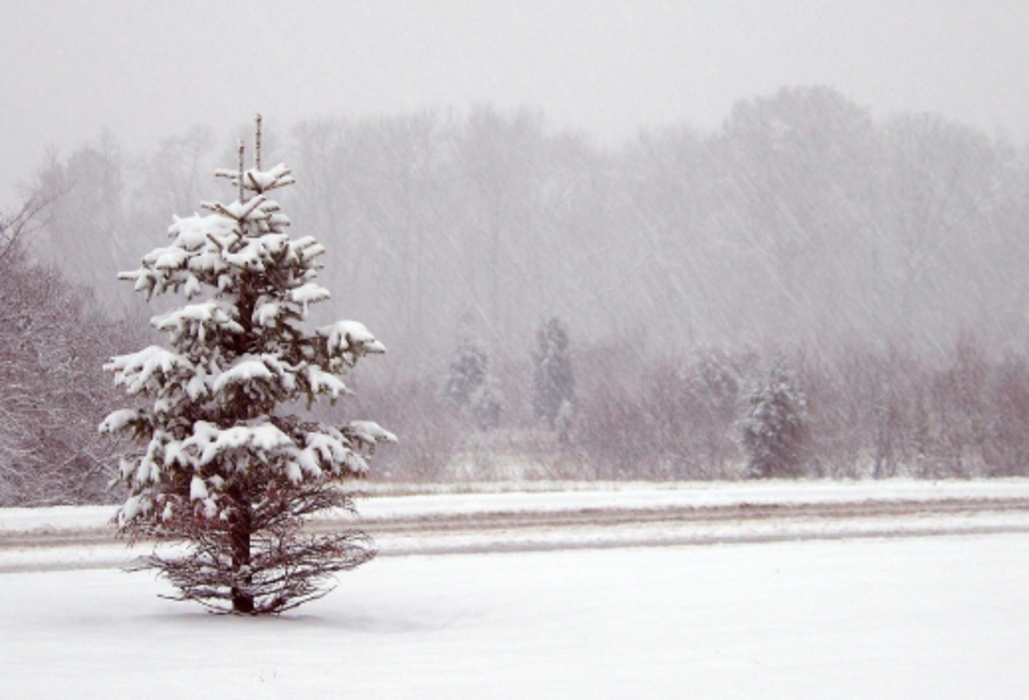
[
  {"left": 203, "top": 195, "right": 269, "bottom": 224},
  {"left": 168, "top": 210, "right": 237, "bottom": 249},
  {"left": 121, "top": 201, "right": 318, "bottom": 300},
  {"left": 214, "top": 163, "right": 296, "bottom": 193}
]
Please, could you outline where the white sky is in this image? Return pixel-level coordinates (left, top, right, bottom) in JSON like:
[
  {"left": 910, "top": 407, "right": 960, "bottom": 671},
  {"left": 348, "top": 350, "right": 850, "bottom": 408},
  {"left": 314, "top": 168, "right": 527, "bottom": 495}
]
[{"left": 2, "top": 0, "right": 1029, "bottom": 208}]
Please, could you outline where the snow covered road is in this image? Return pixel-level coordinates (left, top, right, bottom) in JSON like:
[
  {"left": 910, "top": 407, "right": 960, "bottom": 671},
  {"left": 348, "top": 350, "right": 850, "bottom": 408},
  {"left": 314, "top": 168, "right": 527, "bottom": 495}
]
[{"left": 3, "top": 480, "right": 1029, "bottom": 572}]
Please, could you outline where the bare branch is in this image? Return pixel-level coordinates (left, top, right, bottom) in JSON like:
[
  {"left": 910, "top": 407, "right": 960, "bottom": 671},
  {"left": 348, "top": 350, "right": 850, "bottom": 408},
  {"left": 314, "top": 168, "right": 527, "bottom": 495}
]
[{"left": 0, "top": 191, "right": 60, "bottom": 264}]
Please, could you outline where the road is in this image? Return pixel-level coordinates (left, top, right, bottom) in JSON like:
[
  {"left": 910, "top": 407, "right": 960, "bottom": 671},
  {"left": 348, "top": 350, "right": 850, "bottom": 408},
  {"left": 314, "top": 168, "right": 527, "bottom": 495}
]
[{"left": 3, "top": 492, "right": 1029, "bottom": 572}]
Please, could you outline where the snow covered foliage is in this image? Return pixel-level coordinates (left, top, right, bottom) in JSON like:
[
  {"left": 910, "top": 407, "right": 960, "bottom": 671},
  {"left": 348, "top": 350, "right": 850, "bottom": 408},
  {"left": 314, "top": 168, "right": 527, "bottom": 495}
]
[
  {"left": 739, "top": 361, "right": 809, "bottom": 479},
  {"left": 445, "top": 328, "right": 503, "bottom": 430},
  {"left": 532, "top": 317, "right": 575, "bottom": 434},
  {"left": 0, "top": 202, "right": 127, "bottom": 506},
  {"left": 100, "top": 117, "right": 395, "bottom": 614},
  {"left": 445, "top": 332, "right": 488, "bottom": 406}
]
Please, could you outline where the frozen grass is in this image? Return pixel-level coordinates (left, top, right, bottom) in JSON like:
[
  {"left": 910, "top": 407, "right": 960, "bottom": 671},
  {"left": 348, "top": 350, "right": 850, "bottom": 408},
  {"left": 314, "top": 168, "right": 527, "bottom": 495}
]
[{"left": 2, "top": 533, "right": 1028, "bottom": 699}]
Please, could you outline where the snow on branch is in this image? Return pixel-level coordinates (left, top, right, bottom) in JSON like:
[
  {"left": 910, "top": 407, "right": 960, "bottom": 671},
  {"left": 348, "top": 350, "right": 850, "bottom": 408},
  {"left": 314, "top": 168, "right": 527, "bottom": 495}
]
[
  {"left": 152, "top": 301, "right": 243, "bottom": 343},
  {"left": 104, "top": 346, "right": 194, "bottom": 396},
  {"left": 214, "top": 164, "right": 296, "bottom": 194},
  {"left": 102, "top": 115, "right": 392, "bottom": 614},
  {"left": 345, "top": 420, "right": 399, "bottom": 449},
  {"left": 318, "top": 320, "right": 387, "bottom": 357}
]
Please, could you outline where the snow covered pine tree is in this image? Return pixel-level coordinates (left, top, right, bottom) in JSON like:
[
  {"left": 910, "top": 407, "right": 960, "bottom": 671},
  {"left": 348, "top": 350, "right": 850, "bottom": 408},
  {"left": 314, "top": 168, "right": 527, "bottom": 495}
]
[
  {"left": 532, "top": 317, "right": 575, "bottom": 433},
  {"left": 445, "top": 329, "right": 502, "bottom": 430},
  {"left": 738, "top": 360, "right": 808, "bottom": 479},
  {"left": 100, "top": 116, "right": 395, "bottom": 614}
]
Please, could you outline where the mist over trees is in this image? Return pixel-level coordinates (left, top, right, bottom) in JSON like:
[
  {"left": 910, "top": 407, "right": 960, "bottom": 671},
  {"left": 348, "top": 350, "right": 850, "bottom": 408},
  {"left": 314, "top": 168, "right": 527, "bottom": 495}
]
[{"left": 11, "top": 85, "right": 1029, "bottom": 491}]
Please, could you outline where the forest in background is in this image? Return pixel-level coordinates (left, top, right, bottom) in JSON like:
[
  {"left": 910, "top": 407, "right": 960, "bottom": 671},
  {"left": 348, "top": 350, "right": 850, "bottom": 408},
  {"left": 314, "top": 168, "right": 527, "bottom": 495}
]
[{"left": 5, "top": 85, "right": 1029, "bottom": 503}]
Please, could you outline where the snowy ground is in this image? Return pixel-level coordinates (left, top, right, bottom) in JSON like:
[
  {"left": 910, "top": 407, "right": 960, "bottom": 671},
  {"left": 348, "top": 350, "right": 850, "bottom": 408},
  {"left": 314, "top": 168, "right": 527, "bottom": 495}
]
[{"left": 2, "top": 481, "right": 1029, "bottom": 698}]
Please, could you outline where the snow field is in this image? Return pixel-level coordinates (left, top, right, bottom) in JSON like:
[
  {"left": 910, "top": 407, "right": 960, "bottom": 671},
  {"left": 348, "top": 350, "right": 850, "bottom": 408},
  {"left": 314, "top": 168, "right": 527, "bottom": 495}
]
[{"left": 2, "top": 533, "right": 1028, "bottom": 699}]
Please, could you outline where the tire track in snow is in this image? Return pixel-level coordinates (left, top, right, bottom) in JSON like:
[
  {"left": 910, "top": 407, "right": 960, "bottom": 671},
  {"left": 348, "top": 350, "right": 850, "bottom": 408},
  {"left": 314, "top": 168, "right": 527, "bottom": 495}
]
[{"left": 3, "top": 496, "right": 1029, "bottom": 572}]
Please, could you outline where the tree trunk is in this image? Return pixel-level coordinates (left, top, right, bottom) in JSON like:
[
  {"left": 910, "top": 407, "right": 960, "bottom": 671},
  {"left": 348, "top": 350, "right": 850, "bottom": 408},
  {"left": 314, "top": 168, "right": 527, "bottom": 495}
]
[
  {"left": 232, "top": 274, "right": 257, "bottom": 614},
  {"left": 229, "top": 485, "right": 254, "bottom": 614}
]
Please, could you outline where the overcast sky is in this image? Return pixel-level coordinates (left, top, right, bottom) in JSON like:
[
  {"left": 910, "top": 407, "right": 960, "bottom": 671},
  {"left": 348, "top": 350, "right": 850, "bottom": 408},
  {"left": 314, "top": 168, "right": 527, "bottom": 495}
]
[{"left": 3, "top": 0, "right": 1029, "bottom": 209}]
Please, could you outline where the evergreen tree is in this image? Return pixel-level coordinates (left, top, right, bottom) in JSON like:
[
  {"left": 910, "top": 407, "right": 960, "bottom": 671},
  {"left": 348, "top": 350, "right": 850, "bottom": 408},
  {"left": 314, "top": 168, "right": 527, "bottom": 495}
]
[
  {"left": 739, "top": 360, "right": 808, "bottom": 478},
  {"left": 532, "top": 317, "right": 575, "bottom": 432},
  {"left": 472, "top": 376, "right": 504, "bottom": 431},
  {"left": 445, "top": 331, "right": 488, "bottom": 407},
  {"left": 100, "top": 116, "right": 395, "bottom": 614},
  {"left": 444, "top": 328, "right": 502, "bottom": 431}
]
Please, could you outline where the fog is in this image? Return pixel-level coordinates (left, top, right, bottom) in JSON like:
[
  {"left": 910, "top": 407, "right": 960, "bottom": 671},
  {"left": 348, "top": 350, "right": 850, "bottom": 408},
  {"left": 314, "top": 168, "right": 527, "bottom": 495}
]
[
  {"left": 4, "top": 1, "right": 1029, "bottom": 209},
  {"left": 6, "top": 3, "right": 1029, "bottom": 492}
]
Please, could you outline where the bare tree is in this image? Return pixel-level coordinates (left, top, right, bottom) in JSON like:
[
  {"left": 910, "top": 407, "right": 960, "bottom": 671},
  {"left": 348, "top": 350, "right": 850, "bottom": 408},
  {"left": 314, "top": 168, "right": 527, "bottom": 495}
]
[{"left": 0, "top": 196, "right": 126, "bottom": 505}]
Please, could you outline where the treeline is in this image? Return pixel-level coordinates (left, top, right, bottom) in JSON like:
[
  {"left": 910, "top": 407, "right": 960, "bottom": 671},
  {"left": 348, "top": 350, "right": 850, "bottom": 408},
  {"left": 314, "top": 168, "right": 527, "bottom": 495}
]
[
  {"left": 8, "top": 85, "right": 1029, "bottom": 494},
  {"left": 577, "top": 336, "right": 1029, "bottom": 480},
  {"left": 354, "top": 328, "right": 1029, "bottom": 481},
  {"left": 0, "top": 200, "right": 134, "bottom": 505},
  {"left": 29, "top": 87, "right": 1029, "bottom": 368}
]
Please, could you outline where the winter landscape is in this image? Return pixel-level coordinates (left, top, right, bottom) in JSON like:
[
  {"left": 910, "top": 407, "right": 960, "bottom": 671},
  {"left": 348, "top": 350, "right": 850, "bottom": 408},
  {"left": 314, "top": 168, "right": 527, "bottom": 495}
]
[
  {"left": 3, "top": 480, "right": 1029, "bottom": 698},
  {"left": 4, "top": 3, "right": 1029, "bottom": 698}
]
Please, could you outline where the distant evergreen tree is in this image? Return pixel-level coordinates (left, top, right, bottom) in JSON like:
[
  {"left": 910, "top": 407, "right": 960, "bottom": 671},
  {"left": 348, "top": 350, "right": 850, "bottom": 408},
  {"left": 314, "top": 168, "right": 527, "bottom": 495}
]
[
  {"left": 100, "top": 116, "right": 395, "bottom": 614},
  {"left": 687, "top": 351, "right": 742, "bottom": 472},
  {"left": 739, "top": 360, "right": 809, "bottom": 478},
  {"left": 472, "top": 376, "right": 504, "bottom": 431},
  {"left": 532, "top": 318, "right": 575, "bottom": 433},
  {"left": 445, "top": 328, "right": 502, "bottom": 430},
  {"left": 446, "top": 332, "right": 488, "bottom": 406}
]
